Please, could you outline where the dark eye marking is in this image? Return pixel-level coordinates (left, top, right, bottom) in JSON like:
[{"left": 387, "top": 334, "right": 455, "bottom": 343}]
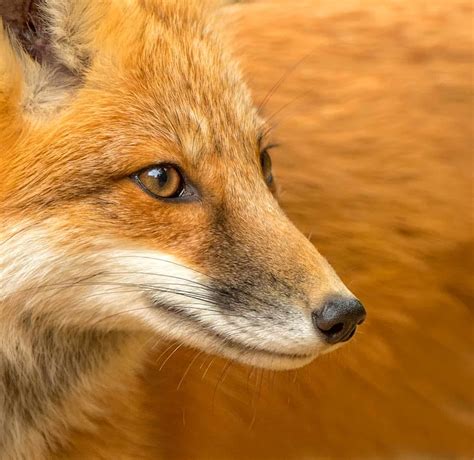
[
  {"left": 259, "top": 143, "right": 278, "bottom": 189},
  {"left": 260, "top": 150, "right": 273, "bottom": 185}
]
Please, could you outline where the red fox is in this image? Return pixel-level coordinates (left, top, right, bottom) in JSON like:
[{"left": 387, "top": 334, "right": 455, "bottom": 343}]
[{"left": 0, "top": 0, "right": 365, "bottom": 458}]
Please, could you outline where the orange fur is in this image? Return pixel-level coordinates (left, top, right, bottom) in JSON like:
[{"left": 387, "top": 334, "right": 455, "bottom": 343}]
[
  {"left": 1, "top": 0, "right": 361, "bottom": 458},
  {"left": 1, "top": 0, "right": 471, "bottom": 458}
]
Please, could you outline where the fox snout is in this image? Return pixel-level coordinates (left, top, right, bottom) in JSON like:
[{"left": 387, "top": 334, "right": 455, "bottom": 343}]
[{"left": 188, "top": 193, "right": 366, "bottom": 368}]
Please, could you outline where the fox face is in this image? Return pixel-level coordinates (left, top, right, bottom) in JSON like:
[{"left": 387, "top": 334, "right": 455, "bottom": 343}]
[{"left": 0, "top": 0, "right": 365, "bottom": 369}]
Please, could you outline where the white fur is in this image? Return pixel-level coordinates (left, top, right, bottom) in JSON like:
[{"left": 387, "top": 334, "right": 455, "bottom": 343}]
[{"left": 101, "top": 249, "right": 328, "bottom": 369}]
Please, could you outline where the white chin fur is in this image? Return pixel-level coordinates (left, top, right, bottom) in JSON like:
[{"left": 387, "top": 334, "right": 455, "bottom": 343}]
[
  {"left": 134, "top": 296, "right": 324, "bottom": 371},
  {"left": 217, "top": 347, "right": 318, "bottom": 370}
]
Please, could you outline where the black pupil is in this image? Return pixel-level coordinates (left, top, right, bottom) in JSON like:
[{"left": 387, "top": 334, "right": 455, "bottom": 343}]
[{"left": 149, "top": 167, "right": 169, "bottom": 187}]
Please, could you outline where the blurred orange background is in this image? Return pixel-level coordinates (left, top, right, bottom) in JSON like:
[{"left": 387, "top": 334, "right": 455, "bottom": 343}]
[{"left": 140, "top": 1, "right": 473, "bottom": 457}]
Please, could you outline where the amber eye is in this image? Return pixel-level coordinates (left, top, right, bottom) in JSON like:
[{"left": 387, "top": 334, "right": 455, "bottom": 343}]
[
  {"left": 260, "top": 149, "right": 274, "bottom": 186},
  {"left": 133, "top": 165, "right": 185, "bottom": 199}
]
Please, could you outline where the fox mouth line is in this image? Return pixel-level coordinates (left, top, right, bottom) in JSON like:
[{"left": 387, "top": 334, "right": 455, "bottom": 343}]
[{"left": 155, "top": 302, "right": 313, "bottom": 360}]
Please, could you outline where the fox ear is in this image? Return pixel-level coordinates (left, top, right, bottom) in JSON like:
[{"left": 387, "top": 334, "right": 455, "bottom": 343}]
[
  {"left": 28, "top": 0, "right": 97, "bottom": 75},
  {"left": 0, "top": 0, "right": 100, "bottom": 117}
]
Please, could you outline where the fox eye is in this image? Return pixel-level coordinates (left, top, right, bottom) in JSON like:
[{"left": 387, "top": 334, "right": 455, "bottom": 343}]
[
  {"left": 133, "top": 165, "right": 186, "bottom": 199},
  {"left": 260, "top": 149, "right": 274, "bottom": 186}
]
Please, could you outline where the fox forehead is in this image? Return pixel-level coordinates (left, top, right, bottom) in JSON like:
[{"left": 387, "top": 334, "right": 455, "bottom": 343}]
[
  {"left": 1, "top": 2, "right": 272, "bottom": 211},
  {"left": 84, "top": 0, "right": 263, "bottom": 159},
  {"left": 87, "top": 42, "right": 261, "bottom": 159},
  {"left": 21, "top": 75, "right": 265, "bottom": 186},
  {"left": 3, "top": 0, "right": 269, "bottom": 201}
]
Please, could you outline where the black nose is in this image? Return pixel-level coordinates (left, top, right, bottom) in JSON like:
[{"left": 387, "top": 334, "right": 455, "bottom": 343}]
[{"left": 312, "top": 296, "right": 366, "bottom": 344}]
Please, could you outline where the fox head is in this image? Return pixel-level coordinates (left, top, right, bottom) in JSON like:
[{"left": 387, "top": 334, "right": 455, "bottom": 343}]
[{"left": 0, "top": 0, "right": 365, "bottom": 369}]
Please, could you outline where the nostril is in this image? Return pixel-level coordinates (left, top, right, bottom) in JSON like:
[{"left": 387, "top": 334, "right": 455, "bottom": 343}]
[
  {"left": 313, "top": 295, "right": 366, "bottom": 344},
  {"left": 343, "top": 327, "right": 356, "bottom": 342},
  {"left": 321, "top": 322, "right": 344, "bottom": 335}
]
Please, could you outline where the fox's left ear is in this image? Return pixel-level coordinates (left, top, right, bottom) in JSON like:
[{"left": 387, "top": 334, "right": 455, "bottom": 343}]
[{"left": 0, "top": 0, "right": 103, "bottom": 118}]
